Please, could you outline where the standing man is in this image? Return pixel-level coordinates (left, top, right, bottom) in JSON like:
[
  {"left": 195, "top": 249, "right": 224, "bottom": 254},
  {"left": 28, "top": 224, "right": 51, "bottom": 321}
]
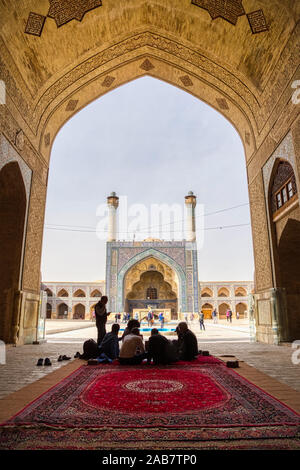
[
  {"left": 95, "top": 296, "right": 111, "bottom": 346},
  {"left": 199, "top": 311, "right": 205, "bottom": 331},
  {"left": 229, "top": 309, "right": 233, "bottom": 323}
]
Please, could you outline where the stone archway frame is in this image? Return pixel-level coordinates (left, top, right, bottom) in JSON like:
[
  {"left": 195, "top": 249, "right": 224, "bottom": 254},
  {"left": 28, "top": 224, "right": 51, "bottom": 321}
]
[
  {"left": 117, "top": 248, "right": 187, "bottom": 313},
  {"left": 37, "top": 31, "right": 258, "bottom": 163}
]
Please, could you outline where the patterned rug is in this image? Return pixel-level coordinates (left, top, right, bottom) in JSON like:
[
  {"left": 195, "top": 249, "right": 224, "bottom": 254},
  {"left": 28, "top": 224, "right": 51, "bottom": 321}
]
[{"left": 0, "top": 357, "right": 299, "bottom": 449}]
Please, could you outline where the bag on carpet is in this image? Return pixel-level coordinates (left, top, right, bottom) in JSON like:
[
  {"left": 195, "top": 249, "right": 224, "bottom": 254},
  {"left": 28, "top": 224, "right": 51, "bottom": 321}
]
[{"left": 80, "top": 339, "right": 99, "bottom": 360}]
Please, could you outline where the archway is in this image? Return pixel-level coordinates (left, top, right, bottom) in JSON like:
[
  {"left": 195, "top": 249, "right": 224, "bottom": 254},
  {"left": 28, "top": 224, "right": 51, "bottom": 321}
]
[
  {"left": 235, "top": 287, "right": 247, "bottom": 297},
  {"left": 57, "top": 303, "right": 68, "bottom": 319},
  {"left": 218, "top": 303, "right": 230, "bottom": 319},
  {"left": 201, "top": 303, "right": 213, "bottom": 320},
  {"left": 73, "top": 289, "right": 86, "bottom": 298},
  {"left": 73, "top": 303, "right": 86, "bottom": 320},
  {"left": 0, "top": 1, "right": 299, "bottom": 345},
  {"left": 201, "top": 288, "right": 213, "bottom": 298},
  {"left": 46, "top": 303, "right": 52, "bottom": 319},
  {"left": 236, "top": 302, "right": 247, "bottom": 319},
  {"left": 0, "top": 162, "right": 26, "bottom": 343}
]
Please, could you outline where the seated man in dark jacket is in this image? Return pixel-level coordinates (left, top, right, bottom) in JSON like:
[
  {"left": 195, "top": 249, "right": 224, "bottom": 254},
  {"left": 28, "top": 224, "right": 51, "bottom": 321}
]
[
  {"left": 98, "top": 323, "right": 120, "bottom": 361},
  {"left": 148, "top": 329, "right": 178, "bottom": 365},
  {"left": 177, "top": 322, "right": 198, "bottom": 361}
]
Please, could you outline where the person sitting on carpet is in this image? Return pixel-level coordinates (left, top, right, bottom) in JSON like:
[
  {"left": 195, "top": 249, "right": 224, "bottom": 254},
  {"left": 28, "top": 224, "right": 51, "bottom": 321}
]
[
  {"left": 121, "top": 319, "right": 141, "bottom": 342},
  {"left": 147, "top": 328, "right": 178, "bottom": 365},
  {"left": 119, "top": 327, "right": 147, "bottom": 365},
  {"left": 176, "top": 322, "right": 198, "bottom": 361},
  {"left": 98, "top": 323, "right": 120, "bottom": 362}
]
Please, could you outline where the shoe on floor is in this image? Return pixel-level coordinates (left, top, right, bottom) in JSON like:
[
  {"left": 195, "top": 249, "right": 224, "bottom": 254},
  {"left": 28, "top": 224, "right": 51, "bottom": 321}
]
[
  {"left": 36, "top": 358, "right": 43, "bottom": 366},
  {"left": 44, "top": 358, "right": 52, "bottom": 366},
  {"left": 58, "top": 355, "right": 63, "bottom": 362},
  {"left": 74, "top": 352, "right": 81, "bottom": 358},
  {"left": 62, "top": 355, "right": 71, "bottom": 360}
]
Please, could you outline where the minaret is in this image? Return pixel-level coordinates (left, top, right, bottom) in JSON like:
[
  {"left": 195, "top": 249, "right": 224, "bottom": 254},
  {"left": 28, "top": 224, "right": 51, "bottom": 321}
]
[
  {"left": 107, "top": 192, "right": 119, "bottom": 241},
  {"left": 185, "top": 191, "right": 197, "bottom": 241}
]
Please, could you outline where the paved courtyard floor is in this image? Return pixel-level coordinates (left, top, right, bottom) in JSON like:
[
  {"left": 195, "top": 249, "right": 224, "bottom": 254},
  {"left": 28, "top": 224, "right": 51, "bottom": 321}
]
[{"left": 0, "top": 320, "right": 299, "bottom": 400}]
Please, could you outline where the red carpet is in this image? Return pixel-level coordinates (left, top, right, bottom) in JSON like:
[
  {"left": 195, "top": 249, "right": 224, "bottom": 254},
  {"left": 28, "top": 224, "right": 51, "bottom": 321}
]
[{"left": 0, "top": 357, "right": 299, "bottom": 449}]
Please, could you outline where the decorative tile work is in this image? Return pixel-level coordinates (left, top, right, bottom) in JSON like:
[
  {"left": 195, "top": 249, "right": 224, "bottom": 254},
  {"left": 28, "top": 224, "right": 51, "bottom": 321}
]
[
  {"left": 216, "top": 97, "right": 229, "bottom": 110},
  {"left": 140, "top": 59, "right": 155, "bottom": 71},
  {"left": 65, "top": 99, "right": 78, "bottom": 112},
  {"left": 191, "top": 0, "right": 245, "bottom": 26},
  {"left": 102, "top": 76, "right": 116, "bottom": 87},
  {"left": 247, "top": 10, "right": 268, "bottom": 34},
  {"left": 180, "top": 75, "right": 194, "bottom": 87},
  {"left": 25, "top": 12, "right": 46, "bottom": 37},
  {"left": 48, "top": 0, "right": 102, "bottom": 27}
]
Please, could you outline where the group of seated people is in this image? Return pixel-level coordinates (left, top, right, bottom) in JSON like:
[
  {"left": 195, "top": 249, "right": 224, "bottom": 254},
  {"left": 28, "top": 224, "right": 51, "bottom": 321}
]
[{"left": 82, "top": 319, "right": 199, "bottom": 365}]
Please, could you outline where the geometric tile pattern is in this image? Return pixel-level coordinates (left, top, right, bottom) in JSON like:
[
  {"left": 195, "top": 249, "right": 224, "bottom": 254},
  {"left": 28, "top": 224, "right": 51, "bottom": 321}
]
[
  {"left": 25, "top": 0, "right": 102, "bottom": 35},
  {"left": 247, "top": 10, "right": 268, "bottom": 34},
  {"left": 25, "top": 12, "right": 47, "bottom": 37}
]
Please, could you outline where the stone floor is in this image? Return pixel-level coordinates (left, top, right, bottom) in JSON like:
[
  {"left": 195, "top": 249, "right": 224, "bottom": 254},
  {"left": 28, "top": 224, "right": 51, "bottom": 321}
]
[{"left": 0, "top": 320, "right": 299, "bottom": 399}]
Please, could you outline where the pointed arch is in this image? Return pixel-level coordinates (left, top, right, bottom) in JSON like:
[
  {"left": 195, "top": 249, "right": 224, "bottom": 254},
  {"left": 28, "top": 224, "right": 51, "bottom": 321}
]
[
  {"left": 73, "top": 303, "right": 85, "bottom": 319},
  {"left": 73, "top": 289, "right": 86, "bottom": 297},
  {"left": 117, "top": 248, "right": 187, "bottom": 312},
  {"left": 57, "top": 288, "right": 69, "bottom": 297},
  {"left": 0, "top": 162, "right": 27, "bottom": 343}
]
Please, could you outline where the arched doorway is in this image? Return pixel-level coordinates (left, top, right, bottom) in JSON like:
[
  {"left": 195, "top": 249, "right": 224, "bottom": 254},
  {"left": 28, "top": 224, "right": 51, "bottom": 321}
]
[
  {"left": 277, "top": 219, "right": 300, "bottom": 341},
  {"left": 46, "top": 303, "right": 52, "bottom": 319},
  {"left": 58, "top": 303, "right": 68, "bottom": 319},
  {"left": 73, "top": 303, "right": 85, "bottom": 320},
  {"left": 0, "top": 162, "right": 26, "bottom": 343}
]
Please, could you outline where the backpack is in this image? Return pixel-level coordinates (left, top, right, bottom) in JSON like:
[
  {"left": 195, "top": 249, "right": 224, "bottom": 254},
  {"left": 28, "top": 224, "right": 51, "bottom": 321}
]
[{"left": 80, "top": 339, "right": 99, "bottom": 360}]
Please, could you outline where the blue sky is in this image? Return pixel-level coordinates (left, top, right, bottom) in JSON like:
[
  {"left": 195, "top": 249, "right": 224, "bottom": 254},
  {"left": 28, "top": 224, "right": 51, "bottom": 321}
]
[{"left": 41, "top": 76, "right": 254, "bottom": 282}]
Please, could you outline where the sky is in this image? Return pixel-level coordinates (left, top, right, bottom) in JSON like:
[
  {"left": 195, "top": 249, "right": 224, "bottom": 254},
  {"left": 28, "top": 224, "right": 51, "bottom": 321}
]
[{"left": 41, "top": 76, "right": 254, "bottom": 282}]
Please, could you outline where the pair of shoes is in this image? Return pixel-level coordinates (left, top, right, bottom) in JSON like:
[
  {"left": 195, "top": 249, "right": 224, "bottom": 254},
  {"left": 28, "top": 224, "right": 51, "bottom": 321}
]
[
  {"left": 58, "top": 355, "right": 71, "bottom": 361},
  {"left": 74, "top": 352, "right": 81, "bottom": 358},
  {"left": 36, "top": 358, "right": 52, "bottom": 366}
]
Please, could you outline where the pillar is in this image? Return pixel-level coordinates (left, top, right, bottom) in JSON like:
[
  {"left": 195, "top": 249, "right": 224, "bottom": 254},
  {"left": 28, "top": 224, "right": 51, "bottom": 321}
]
[{"left": 107, "top": 192, "right": 119, "bottom": 242}]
